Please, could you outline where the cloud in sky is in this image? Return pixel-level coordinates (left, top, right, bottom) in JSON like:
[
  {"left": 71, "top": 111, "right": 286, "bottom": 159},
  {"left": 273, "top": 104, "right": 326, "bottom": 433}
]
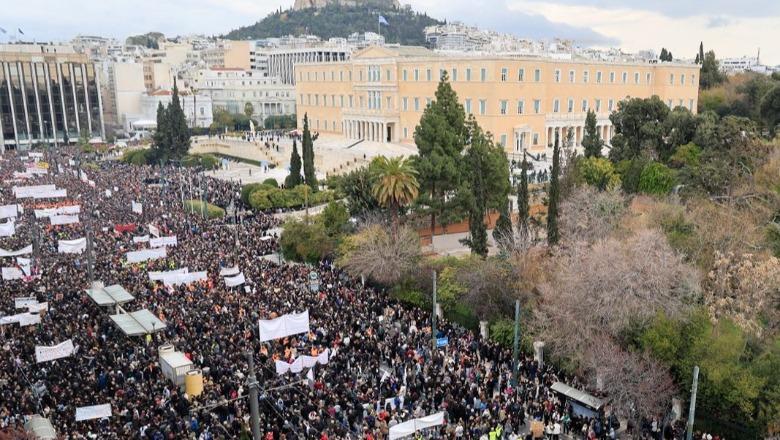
[{"left": 1, "top": 0, "right": 778, "bottom": 64}]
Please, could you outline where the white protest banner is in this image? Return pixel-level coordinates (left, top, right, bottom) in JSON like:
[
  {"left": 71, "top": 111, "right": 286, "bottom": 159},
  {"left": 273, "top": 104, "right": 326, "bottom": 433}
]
[
  {"left": 75, "top": 404, "right": 112, "bottom": 422},
  {"left": 275, "top": 349, "right": 330, "bottom": 375},
  {"left": 126, "top": 247, "right": 166, "bottom": 263},
  {"left": 104, "top": 189, "right": 112, "bottom": 197},
  {"left": 258, "top": 310, "right": 310, "bottom": 342},
  {"left": 161, "top": 271, "right": 207, "bottom": 286},
  {"left": 58, "top": 238, "right": 87, "bottom": 254},
  {"left": 15, "top": 297, "right": 38, "bottom": 308},
  {"left": 133, "top": 235, "right": 150, "bottom": 243},
  {"left": 148, "top": 268, "right": 188, "bottom": 281},
  {"left": 0, "top": 220, "right": 14, "bottom": 237},
  {"left": 149, "top": 235, "right": 177, "bottom": 248},
  {"left": 224, "top": 272, "right": 245, "bottom": 287},
  {"left": 25, "top": 167, "right": 47, "bottom": 175},
  {"left": 219, "top": 266, "right": 240, "bottom": 277},
  {"left": 19, "top": 313, "right": 41, "bottom": 327},
  {"left": 131, "top": 201, "right": 143, "bottom": 214},
  {"left": 35, "top": 339, "right": 75, "bottom": 363},
  {"left": 13, "top": 184, "right": 55, "bottom": 198},
  {"left": 27, "top": 302, "right": 48, "bottom": 313},
  {"left": 79, "top": 170, "right": 88, "bottom": 183},
  {"left": 34, "top": 205, "right": 80, "bottom": 218},
  {"left": 2, "top": 267, "right": 23, "bottom": 280},
  {"left": 32, "top": 188, "right": 67, "bottom": 199},
  {"left": 29, "top": 152, "right": 43, "bottom": 158},
  {"left": 0, "top": 204, "right": 20, "bottom": 219},
  {"left": 148, "top": 224, "right": 160, "bottom": 238},
  {"left": 388, "top": 412, "right": 445, "bottom": 440},
  {"left": 50, "top": 215, "right": 79, "bottom": 226},
  {"left": 0, "top": 245, "right": 32, "bottom": 257}
]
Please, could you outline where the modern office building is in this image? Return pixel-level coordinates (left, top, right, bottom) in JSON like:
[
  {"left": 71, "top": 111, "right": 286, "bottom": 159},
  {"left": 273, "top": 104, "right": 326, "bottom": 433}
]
[
  {"left": 192, "top": 68, "right": 296, "bottom": 120},
  {"left": 0, "top": 44, "right": 105, "bottom": 151},
  {"left": 295, "top": 46, "right": 700, "bottom": 155}
]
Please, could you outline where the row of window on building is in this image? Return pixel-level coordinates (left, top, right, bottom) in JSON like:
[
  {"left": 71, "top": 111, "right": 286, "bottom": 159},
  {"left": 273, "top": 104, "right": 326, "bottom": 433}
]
[
  {"left": 299, "top": 65, "right": 697, "bottom": 87},
  {"left": 301, "top": 92, "right": 696, "bottom": 114}
]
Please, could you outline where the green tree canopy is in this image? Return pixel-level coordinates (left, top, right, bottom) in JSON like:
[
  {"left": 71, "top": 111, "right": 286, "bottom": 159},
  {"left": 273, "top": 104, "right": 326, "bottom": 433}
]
[
  {"left": 412, "top": 71, "right": 469, "bottom": 235},
  {"left": 582, "top": 109, "right": 604, "bottom": 158},
  {"left": 608, "top": 96, "right": 670, "bottom": 162}
]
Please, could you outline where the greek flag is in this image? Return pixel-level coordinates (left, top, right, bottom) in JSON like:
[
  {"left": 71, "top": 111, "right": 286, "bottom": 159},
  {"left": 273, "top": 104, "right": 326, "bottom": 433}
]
[
  {"left": 378, "top": 15, "right": 389, "bottom": 26},
  {"left": 0, "top": 27, "right": 6, "bottom": 34},
  {"left": 18, "top": 28, "right": 24, "bottom": 35}
]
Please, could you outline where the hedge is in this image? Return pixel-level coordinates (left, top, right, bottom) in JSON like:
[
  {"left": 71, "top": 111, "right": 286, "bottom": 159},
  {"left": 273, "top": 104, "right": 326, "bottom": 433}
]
[{"left": 183, "top": 200, "right": 225, "bottom": 219}]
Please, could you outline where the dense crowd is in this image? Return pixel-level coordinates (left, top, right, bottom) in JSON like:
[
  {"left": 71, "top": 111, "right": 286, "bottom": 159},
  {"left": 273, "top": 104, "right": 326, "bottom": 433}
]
[{"left": 1, "top": 148, "right": 632, "bottom": 440}]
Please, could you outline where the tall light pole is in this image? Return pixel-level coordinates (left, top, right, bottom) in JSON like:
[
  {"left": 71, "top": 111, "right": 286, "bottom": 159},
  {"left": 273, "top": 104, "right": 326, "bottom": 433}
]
[
  {"left": 246, "top": 352, "right": 262, "bottom": 440},
  {"left": 511, "top": 299, "right": 520, "bottom": 387},
  {"left": 431, "top": 270, "right": 437, "bottom": 352},
  {"left": 685, "top": 366, "right": 700, "bottom": 440}
]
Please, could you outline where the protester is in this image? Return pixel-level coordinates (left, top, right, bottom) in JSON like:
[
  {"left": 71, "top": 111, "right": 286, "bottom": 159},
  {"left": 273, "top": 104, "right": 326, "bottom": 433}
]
[{"left": 0, "top": 148, "right": 649, "bottom": 439}]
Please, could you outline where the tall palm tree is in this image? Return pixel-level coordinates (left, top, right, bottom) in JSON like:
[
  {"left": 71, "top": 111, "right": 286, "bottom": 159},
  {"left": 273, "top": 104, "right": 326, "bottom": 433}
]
[{"left": 371, "top": 156, "right": 420, "bottom": 235}]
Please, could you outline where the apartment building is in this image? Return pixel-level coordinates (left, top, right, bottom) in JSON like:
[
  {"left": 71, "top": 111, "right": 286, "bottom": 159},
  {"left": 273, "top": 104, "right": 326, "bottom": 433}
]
[
  {"left": 295, "top": 46, "right": 700, "bottom": 155},
  {"left": 0, "top": 43, "right": 105, "bottom": 150}
]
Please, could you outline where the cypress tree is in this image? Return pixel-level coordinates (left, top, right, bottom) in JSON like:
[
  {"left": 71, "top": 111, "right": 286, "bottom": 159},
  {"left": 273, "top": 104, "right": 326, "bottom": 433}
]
[
  {"left": 698, "top": 42, "right": 705, "bottom": 65},
  {"left": 547, "top": 132, "right": 561, "bottom": 246},
  {"left": 413, "top": 71, "right": 468, "bottom": 237},
  {"left": 153, "top": 101, "right": 168, "bottom": 161},
  {"left": 492, "top": 199, "right": 513, "bottom": 251},
  {"left": 301, "top": 113, "right": 317, "bottom": 190},
  {"left": 582, "top": 110, "right": 604, "bottom": 158},
  {"left": 517, "top": 155, "right": 530, "bottom": 240},
  {"left": 168, "top": 78, "right": 190, "bottom": 159},
  {"left": 285, "top": 139, "right": 303, "bottom": 188}
]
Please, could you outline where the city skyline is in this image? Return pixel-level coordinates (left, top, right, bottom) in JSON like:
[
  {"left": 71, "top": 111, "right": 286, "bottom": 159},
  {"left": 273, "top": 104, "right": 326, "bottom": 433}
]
[{"left": 1, "top": 0, "right": 778, "bottom": 65}]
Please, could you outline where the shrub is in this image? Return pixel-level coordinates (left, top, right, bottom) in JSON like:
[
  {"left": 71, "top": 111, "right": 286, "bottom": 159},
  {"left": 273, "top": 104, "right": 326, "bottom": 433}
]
[
  {"left": 616, "top": 157, "right": 649, "bottom": 194},
  {"left": 577, "top": 157, "right": 621, "bottom": 191},
  {"left": 279, "top": 219, "right": 334, "bottom": 263},
  {"left": 668, "top": 143, "right": 702, "bottom": 168},
  {"left": 121, "top": 149, "right": 154, "bottom": 165},
  {"left": 638, "top": 162, "right": 677, "bottom": 195},
  {"left": 183, "top": 200, "right": 225, "bottom": 219},
  {"left": 262, "top": 178, "right": 279, "bottom": 188}
]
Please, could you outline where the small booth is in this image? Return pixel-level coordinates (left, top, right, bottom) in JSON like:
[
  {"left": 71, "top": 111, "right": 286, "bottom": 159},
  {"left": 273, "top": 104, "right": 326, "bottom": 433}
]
[
  {"left": 550, "top": 381, "right": 605, "bottom": 420},
  {"left": 158, "top": 344, "right": 194, "bottom": 386},
  {"left": 109, "top": 309, "right": 167, "bottom": 336}
]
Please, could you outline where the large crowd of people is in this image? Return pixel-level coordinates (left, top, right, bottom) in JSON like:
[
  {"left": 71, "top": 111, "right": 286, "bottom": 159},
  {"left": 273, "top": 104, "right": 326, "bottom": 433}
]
[{"left": 0, "top": 147, "right": 646, "bottom": 439}]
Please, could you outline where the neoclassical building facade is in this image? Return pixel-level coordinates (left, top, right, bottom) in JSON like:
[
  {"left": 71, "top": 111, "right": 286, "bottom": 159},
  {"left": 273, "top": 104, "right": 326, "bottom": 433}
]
[{"left": 294, "top": 46, "right": 700, "bottom": 157}]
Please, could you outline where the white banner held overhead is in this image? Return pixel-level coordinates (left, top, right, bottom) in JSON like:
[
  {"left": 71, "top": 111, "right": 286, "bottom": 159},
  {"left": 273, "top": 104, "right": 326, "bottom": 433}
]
[
  {"left": 58, "top": 238, "right": 87, "bottom": 254},
  {"left": 50, "top": 214, "right": 80, "bottom": 226},
  {"left": 35, "top": 339, "right": 75, "bottom": 363},
  {"left": 34, "top": 188, "right": 67, "bottom": 199},
  {"left": 19, "top": 313, "right": 41, "bottom": 327},
  {"left": 27, "top": 302, "right": 48, "bottom": 313},
  {"left": 14, "top": 297, "right": 38, "bottom": 308},
  {"left": 275, "top": 349, "right": 330, "bottom": 375},
  {"left": 258, "top": 310, "right": 310, "bottom": 342},
  {"left": 0, "top": 245, "right": 32, "bottom": 257},
  {"left": 224, "top": 272, "right": 246, "bottom": 287},
  {"left": 388, "top": 412, "right": 446, "bottom": 440},
  {"left": 34, "top": 205, "right": 80, "bottom": 218},
  {"left": 148, "top": 224, "right": 160, "bottom": 238},
  {"left": 148, "top": 268, "right": 189, "bottom": 281},
  {"left": 133, "top": 235, "right": 150, "bottom": 243},
  {"left": 149, "top": 236, "right": 177, "bottom": 248},
  {"left": 131, "top": 201, "right": 143, "bottom": 214},
  {"left": 219, "top": 266, "right": 240, "bottom": 277},
  {"left": 126, "top": 247, "right": 166, "bottom": 263},
  {"left": 2, "top": 267, "right": 23, "bottom": 280},
  {"left": 0, "top": 220, "right": 14, "bottom": 237},
  {"left": 75, "top": 404, "right": 112, "bottom": 422},
  {"left": 0, "top": 204, "right": 20, "bottom": 219},
  {"left": 13, "top": 184, "right": 55, "bottom": 198}
]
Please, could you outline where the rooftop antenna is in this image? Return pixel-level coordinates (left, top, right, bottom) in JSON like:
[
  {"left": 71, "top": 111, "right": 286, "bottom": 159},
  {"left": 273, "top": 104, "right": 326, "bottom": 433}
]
[{"left": 757, "top": 47, "right": 760, "bottom": 64}]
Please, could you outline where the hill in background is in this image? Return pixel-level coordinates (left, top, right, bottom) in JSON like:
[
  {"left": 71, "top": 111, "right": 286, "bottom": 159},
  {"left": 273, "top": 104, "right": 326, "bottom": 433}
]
[{"left": 224, "top": 2, "right": 442, "bottom": 46}]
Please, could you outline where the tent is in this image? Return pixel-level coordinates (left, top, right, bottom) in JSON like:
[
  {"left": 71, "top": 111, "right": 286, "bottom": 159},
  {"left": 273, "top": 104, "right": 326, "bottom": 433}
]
[
  {"left": 109, "top": 309, "right": 166, "bottom": 336},
  {"left": 86, "top": 284, "right": 135, "bottom": 306},
  {"left": 550, "top": 382, "right": 604, "bottom": 419}
]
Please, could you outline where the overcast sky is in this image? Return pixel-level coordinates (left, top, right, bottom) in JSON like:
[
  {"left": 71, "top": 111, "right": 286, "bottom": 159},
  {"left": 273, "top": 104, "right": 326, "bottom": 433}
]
[{"left": 1, "top": 0, "right": 778, "bottom": 65}]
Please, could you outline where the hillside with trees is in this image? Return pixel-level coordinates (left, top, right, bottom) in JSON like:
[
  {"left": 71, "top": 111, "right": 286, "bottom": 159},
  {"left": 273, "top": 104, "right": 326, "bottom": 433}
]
[{"left": 224, "top": 2, "right": 442, "bottom": 45}]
